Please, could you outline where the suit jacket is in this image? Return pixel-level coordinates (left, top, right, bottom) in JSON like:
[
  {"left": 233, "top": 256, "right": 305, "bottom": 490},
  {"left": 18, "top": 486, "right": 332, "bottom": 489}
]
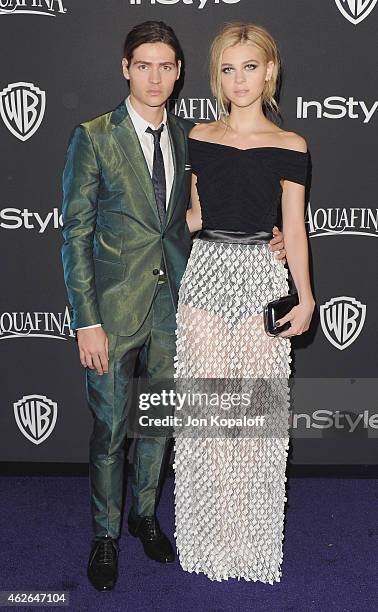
[{"left": 61, "top": 100, "right": 194, "bottom": 336}]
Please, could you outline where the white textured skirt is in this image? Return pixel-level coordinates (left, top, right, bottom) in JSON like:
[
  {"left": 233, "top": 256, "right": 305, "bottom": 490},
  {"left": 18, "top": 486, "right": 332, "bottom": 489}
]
[{"left": 173, "top": 235, "right": 293, "bottom": 583}]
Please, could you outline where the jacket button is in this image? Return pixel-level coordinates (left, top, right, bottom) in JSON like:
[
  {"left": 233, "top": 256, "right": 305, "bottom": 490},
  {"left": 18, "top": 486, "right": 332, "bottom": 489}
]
[{"left": 152, "top": 269, "right": 160, "bottom": 275}]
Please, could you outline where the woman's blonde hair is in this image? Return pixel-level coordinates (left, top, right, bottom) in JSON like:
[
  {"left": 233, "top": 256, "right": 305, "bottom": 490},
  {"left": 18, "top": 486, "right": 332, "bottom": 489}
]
[{"left": 209, "top": 22, "right": 281, "bottom": 120}]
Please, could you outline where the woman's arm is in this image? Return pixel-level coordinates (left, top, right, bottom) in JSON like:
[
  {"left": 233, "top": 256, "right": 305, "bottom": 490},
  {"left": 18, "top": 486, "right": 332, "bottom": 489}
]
[
  {"left": 282, "top": 180, "right": 313, "bottom": 304},
  {"left": 186, "top": 173, "right": 203, "bottom": 233},
  {"left": 276, "top": 174, "right": 315, "bottom": 337}
]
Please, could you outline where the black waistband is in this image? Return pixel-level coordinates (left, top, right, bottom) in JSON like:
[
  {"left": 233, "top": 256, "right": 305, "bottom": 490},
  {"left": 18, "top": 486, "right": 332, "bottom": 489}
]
[{"left": 196, "top": 229, "right": 273, "bottom": 244}]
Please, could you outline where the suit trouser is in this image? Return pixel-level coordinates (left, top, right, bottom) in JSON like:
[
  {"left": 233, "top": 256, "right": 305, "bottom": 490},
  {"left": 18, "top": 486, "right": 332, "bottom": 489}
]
[{"left": 86, "top": 279, "right": 176, "bottom": 540}]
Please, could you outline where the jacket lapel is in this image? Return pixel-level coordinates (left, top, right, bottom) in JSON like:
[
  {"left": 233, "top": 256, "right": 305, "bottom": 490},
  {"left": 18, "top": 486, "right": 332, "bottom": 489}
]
[
  {"left": 110, "top": 100, "right": 186, "bottom": 229},
  {"left": 110, "top": 100, "right": 159, "bottom": 224},
  {"left": 166, "top": 114, "right": 185, "bottom": 227}
]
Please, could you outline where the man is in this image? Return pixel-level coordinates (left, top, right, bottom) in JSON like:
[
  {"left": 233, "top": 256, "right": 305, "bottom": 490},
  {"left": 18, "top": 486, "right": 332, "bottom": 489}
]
[{"left": 61, "top": 20, "right": 286, "bottom": 591}]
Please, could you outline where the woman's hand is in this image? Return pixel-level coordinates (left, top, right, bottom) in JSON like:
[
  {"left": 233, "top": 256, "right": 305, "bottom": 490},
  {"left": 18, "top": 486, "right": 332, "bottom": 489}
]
[
  {"left": 275, "top": 299, "right": 315, "bottom": 338},
  {"left": 269, "top": 225, "right": 286, "bottom": 263}
]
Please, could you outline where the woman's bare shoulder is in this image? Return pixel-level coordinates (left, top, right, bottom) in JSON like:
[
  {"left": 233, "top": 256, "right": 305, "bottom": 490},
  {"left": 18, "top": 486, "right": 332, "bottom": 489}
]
[
  {"left": 188, "top": 121, "right": 225, "bottom": 142},
  {"left": 277, "top": 130, "right": 308, "bottom": 153}
]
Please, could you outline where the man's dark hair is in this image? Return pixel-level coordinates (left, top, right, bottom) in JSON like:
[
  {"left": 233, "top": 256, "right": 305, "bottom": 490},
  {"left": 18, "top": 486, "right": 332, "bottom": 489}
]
[{"left": 123, "top": 21, "right": 184, "bottom": 65}]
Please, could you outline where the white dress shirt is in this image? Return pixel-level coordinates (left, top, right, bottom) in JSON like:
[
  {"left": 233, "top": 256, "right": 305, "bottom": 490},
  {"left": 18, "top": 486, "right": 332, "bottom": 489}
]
[
  {"left": 125, "top": 95, "right": 174, "bottom": 203},
  {"left": 77, "top": 96, "right": 174, "bottom": 330}
]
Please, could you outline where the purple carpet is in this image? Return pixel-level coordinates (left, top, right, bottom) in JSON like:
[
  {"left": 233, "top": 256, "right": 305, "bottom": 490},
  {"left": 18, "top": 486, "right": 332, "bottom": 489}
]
[{"left": 0, "top": 474, "right": 376, "bottom": 611}]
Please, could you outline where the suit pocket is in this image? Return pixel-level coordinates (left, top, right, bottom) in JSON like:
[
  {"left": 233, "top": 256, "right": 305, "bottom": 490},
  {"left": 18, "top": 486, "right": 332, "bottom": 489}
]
[
  {"left": 93, "top": 258, "right": 126, "bottom": 280},
  {"left": 93, "top": 231, "right": 122, "bottom": 259}
]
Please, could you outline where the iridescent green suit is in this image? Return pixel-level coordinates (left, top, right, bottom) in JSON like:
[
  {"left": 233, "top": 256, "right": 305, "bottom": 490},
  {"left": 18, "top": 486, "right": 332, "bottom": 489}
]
[{"left": 61, "top": 100, "right": 193, "bottom": 539}]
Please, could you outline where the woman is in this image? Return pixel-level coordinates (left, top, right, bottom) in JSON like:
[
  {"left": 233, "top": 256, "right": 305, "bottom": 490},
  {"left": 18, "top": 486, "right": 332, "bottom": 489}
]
[{"left": 173, "top": 23, "right": 315, "bottom": 583}]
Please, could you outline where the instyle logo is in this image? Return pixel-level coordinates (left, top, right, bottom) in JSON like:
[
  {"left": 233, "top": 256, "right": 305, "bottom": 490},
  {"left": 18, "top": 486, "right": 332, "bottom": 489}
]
[
  {"left": 320, "top": 296, "right": 366, "bottom": 350},
  {"left": 0, "top": 0, "right": 67, "bottom": 17},
  {"left": 0, "top": 82, "right": 46, "bottom": 141},
  {"left": 130, "top": 0, "right": 240, "bottom": 8},
  {"left": 13, "top": 395, "right": 57, "bottom": 445},
  {"left": 306, "top": 202, "right": 378, "bottom": 238},
  {"left": 296, "top": 96, "right": 378, "bottom": 123},
  {"left": 170, "top": 97, "right": 219, "bottom": 121},
  {"left": 0, "top": 307, "right": 75, "bottom": 340},
  {"left": 0, "top": 207, "right": 63, "bottom": 232},
  {"left": 335, "top": 0, "right": 377, "bottom": 24}
]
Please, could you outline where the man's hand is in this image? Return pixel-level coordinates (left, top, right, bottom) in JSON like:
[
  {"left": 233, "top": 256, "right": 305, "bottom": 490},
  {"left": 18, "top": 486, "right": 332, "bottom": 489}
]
[
  {"left": 269, "top": 226, "right": 286, "bottom": 263},
  {"left": 77, "top": 327, "right": 109, "bottom": 375}
]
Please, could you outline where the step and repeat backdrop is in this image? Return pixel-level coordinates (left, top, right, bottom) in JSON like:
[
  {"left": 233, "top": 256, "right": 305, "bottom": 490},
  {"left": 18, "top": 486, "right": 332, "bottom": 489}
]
[{"left": 0, "top": 0, "right": 377, "bottom": 465}]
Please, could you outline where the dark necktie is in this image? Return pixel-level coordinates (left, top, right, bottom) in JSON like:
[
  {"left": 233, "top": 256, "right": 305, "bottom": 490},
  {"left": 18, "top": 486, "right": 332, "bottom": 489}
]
[{"left": 146, "top": 125, "right": 166, "bottom": 227}]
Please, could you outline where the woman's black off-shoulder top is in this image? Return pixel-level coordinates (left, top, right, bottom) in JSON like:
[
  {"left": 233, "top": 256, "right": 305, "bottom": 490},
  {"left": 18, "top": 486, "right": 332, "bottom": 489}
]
[{"left": 188, "top": 138, "right": 310, "bottom": 233}]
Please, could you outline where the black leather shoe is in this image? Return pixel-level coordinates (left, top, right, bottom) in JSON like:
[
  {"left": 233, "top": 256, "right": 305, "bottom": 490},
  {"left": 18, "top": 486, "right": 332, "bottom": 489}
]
[
  {"left": 128, "top": 515, "right": 175, "bottom": 563},
  {"left": 87, "top": 535, "right": 119, "bottom": 591}
]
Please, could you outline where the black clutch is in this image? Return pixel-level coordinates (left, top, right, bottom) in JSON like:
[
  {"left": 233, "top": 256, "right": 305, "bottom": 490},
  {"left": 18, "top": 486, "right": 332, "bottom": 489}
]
[{"left": 263, "top": 293, "right": 299, "bottom": 336}]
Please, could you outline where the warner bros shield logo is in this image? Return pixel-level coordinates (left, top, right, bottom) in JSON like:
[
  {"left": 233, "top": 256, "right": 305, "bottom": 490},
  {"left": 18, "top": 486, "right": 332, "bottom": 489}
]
[
  {"left": 0, "top": 82, "right": 46, "bottom": 141},
  {"left": 320, "top": 296, "right": 366, "bottom": 350},
  {"left": 335, "top": 0, "right": 377, "bottom": 24},
  {"left": 13, "top": 394, "right": 57, "bottom": 445}
]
